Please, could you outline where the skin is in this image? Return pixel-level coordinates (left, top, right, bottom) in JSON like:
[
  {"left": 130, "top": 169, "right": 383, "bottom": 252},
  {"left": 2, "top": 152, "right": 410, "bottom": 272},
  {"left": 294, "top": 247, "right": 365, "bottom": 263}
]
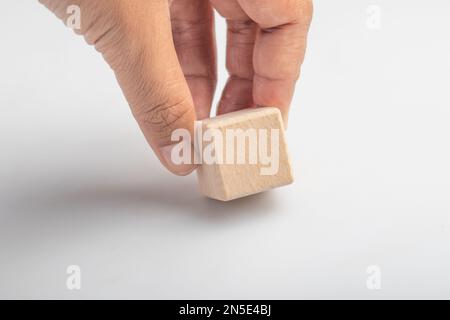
[{"left": 40, "top": 0, "right": 313, "bottom": 175}]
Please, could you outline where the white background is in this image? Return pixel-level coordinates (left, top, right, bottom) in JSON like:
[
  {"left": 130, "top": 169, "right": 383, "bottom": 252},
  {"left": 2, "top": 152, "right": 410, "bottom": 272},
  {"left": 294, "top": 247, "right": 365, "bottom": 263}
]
[{"left": 1, "top": 0, "right": 450, "bottom": 299}]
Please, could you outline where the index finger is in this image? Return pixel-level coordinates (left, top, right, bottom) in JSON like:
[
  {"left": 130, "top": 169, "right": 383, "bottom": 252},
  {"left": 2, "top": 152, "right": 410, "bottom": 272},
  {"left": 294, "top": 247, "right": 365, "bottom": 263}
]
[{"left": 237, "top": 0, "right": 313, "bottom": 126}]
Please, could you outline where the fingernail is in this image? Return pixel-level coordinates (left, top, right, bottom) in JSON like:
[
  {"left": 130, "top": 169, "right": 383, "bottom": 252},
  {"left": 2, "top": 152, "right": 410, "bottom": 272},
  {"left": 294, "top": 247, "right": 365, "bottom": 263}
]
[{"left": 159, "top": 143, "right": 197, "bottom": 176}]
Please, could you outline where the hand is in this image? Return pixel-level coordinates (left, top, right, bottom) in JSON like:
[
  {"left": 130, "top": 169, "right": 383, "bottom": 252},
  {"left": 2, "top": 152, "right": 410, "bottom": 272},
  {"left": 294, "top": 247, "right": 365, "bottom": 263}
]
[{"left": 40, "top": 0, "right": 312, "bottom": 175}]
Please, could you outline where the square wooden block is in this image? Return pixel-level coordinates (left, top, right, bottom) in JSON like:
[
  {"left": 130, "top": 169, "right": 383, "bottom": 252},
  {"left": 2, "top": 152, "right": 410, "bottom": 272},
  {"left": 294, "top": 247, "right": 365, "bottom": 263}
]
[{"left": 196, "top": 107, "right": 293, "bottom": 201}]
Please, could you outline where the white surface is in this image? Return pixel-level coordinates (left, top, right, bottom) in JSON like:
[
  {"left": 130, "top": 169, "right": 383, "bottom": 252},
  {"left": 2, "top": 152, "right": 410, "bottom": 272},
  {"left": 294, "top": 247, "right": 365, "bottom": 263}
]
[{"left": 1, "top": 0, "right": 450, "bottom": 299}]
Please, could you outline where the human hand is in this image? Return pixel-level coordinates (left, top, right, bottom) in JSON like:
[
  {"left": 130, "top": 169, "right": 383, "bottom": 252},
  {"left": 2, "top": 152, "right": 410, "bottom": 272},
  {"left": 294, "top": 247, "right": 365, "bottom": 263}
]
[{"left": 40, "top": 0, "right": 312, "bottom": 175}]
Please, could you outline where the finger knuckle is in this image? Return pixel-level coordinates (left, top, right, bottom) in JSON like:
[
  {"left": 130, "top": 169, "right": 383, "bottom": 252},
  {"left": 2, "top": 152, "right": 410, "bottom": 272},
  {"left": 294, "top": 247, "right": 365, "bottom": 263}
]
[
  {"left": 227, "top": 19, "right": 255, "bottom": 36},
  {"left": 139, "top": 98, "right": 193, "bottom": 140}
]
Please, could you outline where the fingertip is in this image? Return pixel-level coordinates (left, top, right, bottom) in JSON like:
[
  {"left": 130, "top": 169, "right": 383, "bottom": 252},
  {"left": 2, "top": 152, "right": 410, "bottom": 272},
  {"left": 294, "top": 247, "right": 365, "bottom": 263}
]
[{"left": 159, "top": 143, "right": 198, "bottom": 176}]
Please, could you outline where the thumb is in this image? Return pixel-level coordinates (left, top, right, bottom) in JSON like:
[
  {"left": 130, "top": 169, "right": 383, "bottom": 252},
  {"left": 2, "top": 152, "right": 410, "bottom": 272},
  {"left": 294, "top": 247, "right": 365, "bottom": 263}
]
[{"left": 41, "top": 0, "right": 197, "bottom": 175}]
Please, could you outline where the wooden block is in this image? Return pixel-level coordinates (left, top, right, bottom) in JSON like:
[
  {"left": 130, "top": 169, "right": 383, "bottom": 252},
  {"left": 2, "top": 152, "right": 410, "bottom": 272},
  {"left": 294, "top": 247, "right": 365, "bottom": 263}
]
[{"left": 196, "top": 107, "right": 293, "bottom": 201}]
